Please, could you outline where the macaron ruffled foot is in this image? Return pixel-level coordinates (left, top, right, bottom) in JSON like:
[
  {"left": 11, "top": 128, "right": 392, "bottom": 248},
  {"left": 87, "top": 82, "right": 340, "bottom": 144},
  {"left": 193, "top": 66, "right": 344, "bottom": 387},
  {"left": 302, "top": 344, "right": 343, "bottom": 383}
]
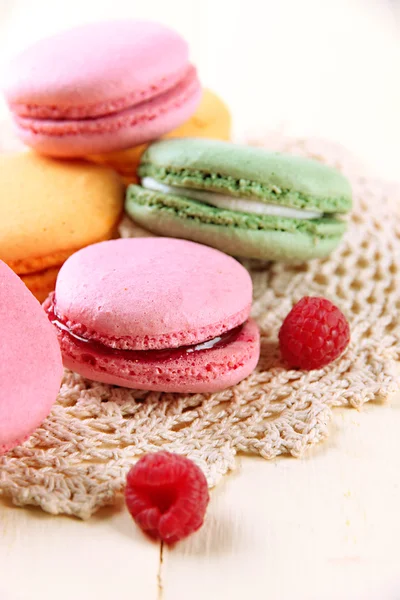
[{"left": 3, "top": 20, "right": 202, "bottom": 157}]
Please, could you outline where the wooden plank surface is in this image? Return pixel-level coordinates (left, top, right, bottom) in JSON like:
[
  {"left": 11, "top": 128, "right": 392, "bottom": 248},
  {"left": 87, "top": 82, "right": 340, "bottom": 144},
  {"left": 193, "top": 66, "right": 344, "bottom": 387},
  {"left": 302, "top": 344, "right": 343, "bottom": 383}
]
[
  {"left": 1, "top": 393, "right": 400, "bottom": 600},
  {"left": 161, "top": 395, "right": 400, "bottom": 600},
  {"left": 0, "top": 497, "right": 160, "bottom": 600}
]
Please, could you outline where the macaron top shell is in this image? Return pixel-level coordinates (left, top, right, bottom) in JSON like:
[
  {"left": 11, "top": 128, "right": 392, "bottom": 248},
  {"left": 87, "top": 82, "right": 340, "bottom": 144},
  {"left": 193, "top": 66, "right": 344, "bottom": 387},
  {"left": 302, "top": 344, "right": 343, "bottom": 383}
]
[
  {"left": 139, "top": 138, "right": 352, "bottom": 213},
  {"left": 54, "top": 237, "right": 252, "bottom": 350},
  {"left": 3, "top": 20, "right": 190, "bottom": 119},
  {"left": 0, "top": 260, "right": 63, "bottom": 454}
]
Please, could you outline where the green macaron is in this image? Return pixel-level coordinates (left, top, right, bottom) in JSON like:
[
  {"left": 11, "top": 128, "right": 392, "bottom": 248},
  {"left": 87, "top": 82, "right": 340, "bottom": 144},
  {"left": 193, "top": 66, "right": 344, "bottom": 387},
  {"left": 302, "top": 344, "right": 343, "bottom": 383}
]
[{"left": 125, "top": 138, "right": 352, "bottom": 261}]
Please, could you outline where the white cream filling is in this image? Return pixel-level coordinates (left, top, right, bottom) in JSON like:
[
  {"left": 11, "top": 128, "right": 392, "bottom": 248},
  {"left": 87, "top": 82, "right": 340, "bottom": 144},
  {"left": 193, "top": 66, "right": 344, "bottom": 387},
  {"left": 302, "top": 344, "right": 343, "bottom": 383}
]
[{"left": 141, "top": 176, "right": 324, "bottom": 220}]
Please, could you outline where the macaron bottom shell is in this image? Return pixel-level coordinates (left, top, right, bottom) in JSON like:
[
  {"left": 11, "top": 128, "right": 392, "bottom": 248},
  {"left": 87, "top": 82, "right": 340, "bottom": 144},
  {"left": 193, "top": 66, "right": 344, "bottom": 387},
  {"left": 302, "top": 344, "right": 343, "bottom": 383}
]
[
  {"left": 126, "top": 188, "right": 346, "bottom": 261},
  {"left": 56, "top": 318, "right": 260, "bottom": 393}
]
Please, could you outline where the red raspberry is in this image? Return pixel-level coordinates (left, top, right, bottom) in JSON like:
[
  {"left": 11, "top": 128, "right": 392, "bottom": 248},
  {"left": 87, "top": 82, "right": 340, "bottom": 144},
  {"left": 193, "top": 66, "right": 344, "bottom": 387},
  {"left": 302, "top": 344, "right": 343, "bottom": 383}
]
[
  {"left": 278, "top": 296, "right": 350, "bottom": 370},
  {"left": 125, "top": 451, "right": 209, "bottom": 544}
]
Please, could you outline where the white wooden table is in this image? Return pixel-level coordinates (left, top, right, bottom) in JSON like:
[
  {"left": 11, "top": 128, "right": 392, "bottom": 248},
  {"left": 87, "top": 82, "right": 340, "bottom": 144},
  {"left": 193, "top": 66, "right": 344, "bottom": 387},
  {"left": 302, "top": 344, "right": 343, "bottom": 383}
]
[
  {"left": 1, "top": 393, "right": 400, "bottom": 600},
  {"left": 1, "top": 1, "right": 400, "bottom": 598}
]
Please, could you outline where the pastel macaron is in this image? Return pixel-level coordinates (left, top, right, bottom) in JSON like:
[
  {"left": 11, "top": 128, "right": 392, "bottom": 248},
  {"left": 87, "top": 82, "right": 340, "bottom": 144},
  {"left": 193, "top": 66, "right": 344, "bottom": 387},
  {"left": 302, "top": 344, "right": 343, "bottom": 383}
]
[
  {"left": 88, "top": 88, "right": 231, "bottom": 183},
  {"left": 126, "top": 138, "right": 353, "bottom": 261},
  {"left": 0, "top": 152, "right": 124, "bottom": 301},
  {"left": 44, "top": 238, "right": 260, "bottom": 393},
  {"left": 2, "top": 20, "right": 201, "bottom": 157},
  {"left": 0, "top": 260, "right": 63, "bottom": 454}
]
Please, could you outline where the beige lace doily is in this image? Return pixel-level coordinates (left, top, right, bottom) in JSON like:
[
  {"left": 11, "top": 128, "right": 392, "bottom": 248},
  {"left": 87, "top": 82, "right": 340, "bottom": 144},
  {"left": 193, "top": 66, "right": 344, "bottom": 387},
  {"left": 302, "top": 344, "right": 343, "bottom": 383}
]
[{"left": 1, "top": 134, "right": 399, "bottom": 519}]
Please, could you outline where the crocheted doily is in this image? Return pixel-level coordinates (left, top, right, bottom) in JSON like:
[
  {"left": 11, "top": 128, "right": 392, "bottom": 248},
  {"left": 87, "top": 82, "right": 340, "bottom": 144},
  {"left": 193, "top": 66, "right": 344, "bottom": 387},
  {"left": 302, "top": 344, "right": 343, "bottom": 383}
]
[{"left": 1, "top": 134, "right": 399, "bottom": 519}]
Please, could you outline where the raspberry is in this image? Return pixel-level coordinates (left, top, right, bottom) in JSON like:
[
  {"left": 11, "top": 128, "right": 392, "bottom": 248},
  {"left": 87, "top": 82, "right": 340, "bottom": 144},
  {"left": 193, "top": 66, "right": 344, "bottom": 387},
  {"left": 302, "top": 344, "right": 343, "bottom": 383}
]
[
  {"left": 125, "top": 451, "right": 209, "bottom": 544},
  {"left": 278, "top": 296, "right": 350, "bottom": 370}
]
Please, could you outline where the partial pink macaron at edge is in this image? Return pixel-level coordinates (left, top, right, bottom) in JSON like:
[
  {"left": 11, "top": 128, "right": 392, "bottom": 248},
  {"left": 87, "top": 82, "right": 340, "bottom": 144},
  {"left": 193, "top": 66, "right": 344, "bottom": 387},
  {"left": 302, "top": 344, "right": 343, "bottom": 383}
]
[
  {"left": 2, "top": 20, "right": 202, "bottom": 157},
  {"left": 0, "top": 260, "right": 63, "bottom": 454},
  {"left": 43, "top": 238, "right": 260, "bottom": 393}
]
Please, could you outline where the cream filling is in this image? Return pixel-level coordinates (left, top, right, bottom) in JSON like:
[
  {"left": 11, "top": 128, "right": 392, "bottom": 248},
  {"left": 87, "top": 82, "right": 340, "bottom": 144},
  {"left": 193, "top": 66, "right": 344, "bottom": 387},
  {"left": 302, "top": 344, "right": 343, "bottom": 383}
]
[{"left": 141, "top": 176, "right": 324, "bottom": 220}]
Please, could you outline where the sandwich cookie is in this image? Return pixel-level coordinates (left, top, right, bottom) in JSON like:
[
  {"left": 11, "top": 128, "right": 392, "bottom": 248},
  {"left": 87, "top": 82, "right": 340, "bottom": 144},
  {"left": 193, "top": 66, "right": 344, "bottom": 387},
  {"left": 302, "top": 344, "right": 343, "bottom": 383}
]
[
  {"left": 2, "top": 20, "right": 201, "bottom": 157},
  {"left": 126, "top": 138, "right": 352, "bottom": 261},
  {"left": 44, "top": 238, "right": 260, "bottom": 393}
]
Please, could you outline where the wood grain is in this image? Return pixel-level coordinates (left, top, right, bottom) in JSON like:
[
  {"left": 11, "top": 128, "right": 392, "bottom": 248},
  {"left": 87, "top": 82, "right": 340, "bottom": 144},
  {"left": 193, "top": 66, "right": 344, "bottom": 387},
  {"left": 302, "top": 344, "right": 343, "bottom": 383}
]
[
  {"left": 161, "top": 395, "right": 400, "bottom": 600},
  {"left": 2, "top": 395, "right": 400, "bottom": 599},
  {"left": 0, "top": 497, "right": 160, "bottom": 600}
]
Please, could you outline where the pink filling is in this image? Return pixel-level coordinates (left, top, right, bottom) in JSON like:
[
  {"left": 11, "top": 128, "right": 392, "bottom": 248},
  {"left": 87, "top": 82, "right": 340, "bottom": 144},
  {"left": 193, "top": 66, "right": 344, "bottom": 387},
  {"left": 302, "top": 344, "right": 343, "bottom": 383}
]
[
  {"left": 45, "top": 298, "right": 245, "bottom": 363},
  {"left": 44, "top": 293, "right": 260, "bottom": 392},
  {"left": 61, "top": 319, "right": 260, "bottom": 393},
  {"left": 45, "top": 292, "right": 250, "bottom": 351}
]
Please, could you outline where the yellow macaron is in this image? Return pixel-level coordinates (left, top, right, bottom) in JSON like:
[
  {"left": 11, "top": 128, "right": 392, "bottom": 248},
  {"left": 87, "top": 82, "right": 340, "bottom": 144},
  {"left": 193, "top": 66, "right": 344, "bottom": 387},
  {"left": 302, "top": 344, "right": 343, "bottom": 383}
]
[
  {"left": 0, "top": 152, "right": 124, "bottom": 301},
  {"left": 88, "top": 89, "right": 232, "bottom": 183}
]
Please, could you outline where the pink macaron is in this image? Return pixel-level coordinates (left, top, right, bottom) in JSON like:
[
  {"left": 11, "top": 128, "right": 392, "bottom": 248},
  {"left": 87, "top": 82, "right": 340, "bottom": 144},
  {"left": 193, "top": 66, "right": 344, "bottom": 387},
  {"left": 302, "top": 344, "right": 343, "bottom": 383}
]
[
  {"left": 2, "top": 20, "right": 202, "bottom": 157},
  {"left": 43, "top": 238, "right": 260, "bottom": 393},
  {"left": 0, "top": 260, "right": 63, "bottom": 454}
]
